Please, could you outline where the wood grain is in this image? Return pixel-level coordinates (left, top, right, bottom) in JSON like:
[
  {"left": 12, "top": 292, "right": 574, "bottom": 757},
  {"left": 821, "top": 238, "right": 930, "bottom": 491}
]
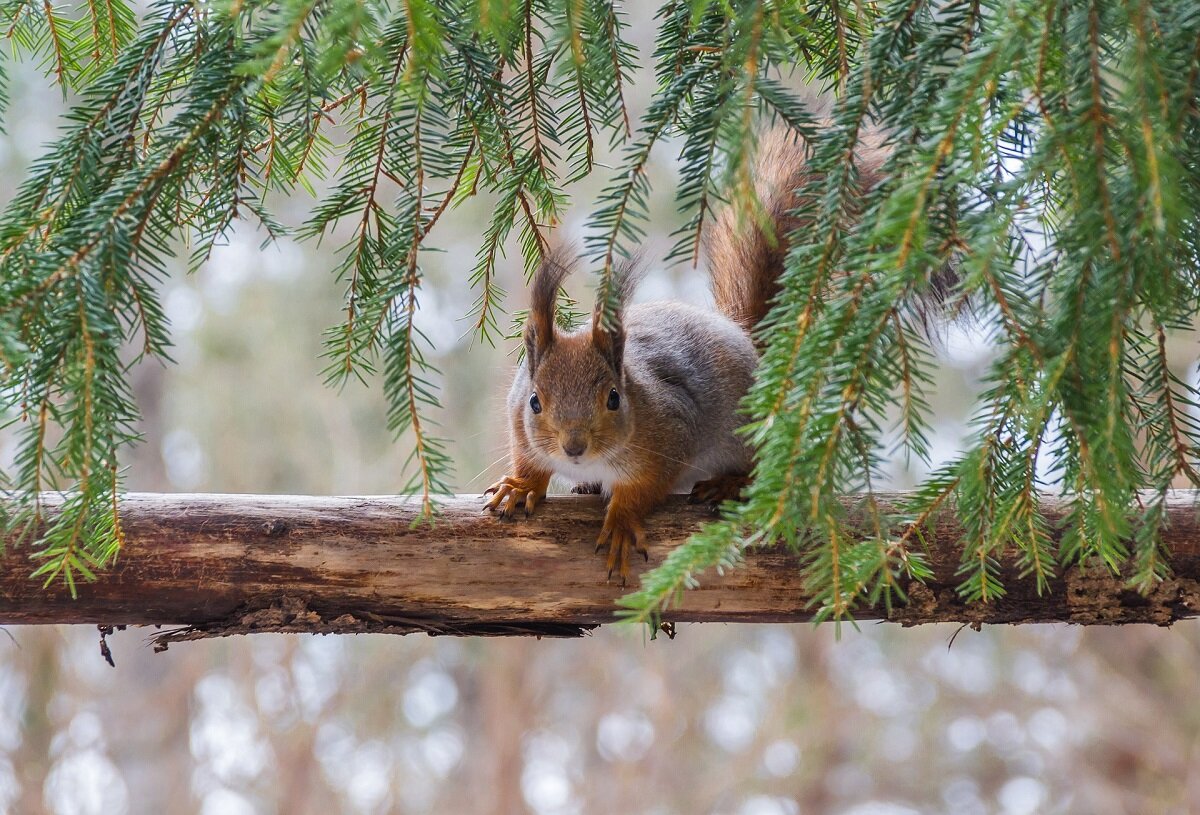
[{"left": 3, "top": 492, "right": 1200, "bottom": 646}]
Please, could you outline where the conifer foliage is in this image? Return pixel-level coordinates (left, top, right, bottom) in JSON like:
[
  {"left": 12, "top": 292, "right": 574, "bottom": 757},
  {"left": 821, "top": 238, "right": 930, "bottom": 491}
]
[{"left": 0, "top": 0, "right": 1197, "bottom": 619}]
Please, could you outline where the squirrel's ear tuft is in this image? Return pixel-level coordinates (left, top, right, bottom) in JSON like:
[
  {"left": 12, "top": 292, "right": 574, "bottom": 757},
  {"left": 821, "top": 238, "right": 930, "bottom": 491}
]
[
  {"left": 591, "top": 258, "right": 639, "bottom": 374},
  {"left": 525, "top": 250, "right": 574, "bottom": 372}
]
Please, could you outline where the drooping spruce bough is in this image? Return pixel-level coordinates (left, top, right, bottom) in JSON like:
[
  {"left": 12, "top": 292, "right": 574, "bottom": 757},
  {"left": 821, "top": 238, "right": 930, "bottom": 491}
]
[{"left": 0, "top": 0, "right": 1196, "bottom": 622}]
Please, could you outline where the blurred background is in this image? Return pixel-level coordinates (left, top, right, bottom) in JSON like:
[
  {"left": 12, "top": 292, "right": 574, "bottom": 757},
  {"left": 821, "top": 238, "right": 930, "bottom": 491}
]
[{"left": 3, "top": 6, "right": 1200, "bottom": 815}]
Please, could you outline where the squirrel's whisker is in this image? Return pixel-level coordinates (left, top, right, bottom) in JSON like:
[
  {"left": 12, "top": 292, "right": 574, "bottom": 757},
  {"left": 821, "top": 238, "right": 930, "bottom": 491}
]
[
  {"left": 618, "top": 440, "right": 714, "bottom": 477},
  {"left": 464, "top": 451, "right": 518, "bottom": 488}
]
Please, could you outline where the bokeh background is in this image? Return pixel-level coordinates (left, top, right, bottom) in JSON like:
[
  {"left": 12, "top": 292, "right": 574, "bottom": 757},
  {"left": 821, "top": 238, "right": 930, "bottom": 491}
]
[{"left": 3, "top": 6, "right": 1200, "bottom": 814}]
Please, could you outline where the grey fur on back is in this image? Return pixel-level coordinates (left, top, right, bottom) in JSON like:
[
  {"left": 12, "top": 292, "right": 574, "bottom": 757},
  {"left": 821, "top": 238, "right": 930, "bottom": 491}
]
[{"left": 621, "top": 301, "right": 756, "bottom": 490}]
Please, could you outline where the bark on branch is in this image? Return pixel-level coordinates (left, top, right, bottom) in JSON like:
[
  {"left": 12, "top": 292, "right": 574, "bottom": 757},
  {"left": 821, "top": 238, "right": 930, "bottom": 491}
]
[{"left": 3, "top": 492, "right": 1200, "bottom": 648}]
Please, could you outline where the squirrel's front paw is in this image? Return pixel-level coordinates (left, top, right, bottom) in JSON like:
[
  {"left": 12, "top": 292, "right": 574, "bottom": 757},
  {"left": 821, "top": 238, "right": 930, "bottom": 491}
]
[
  {"left": 483, "top": 475, "right": 547, "bottom": 519},
  {"left": 595, "top": 514, "right": 647, "bottom": 585}
]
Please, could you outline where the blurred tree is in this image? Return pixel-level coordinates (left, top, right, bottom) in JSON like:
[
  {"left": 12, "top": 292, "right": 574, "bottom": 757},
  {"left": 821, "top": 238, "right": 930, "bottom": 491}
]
[{"left": 0, "top": 0, "right": 1198, "bottom": 624}]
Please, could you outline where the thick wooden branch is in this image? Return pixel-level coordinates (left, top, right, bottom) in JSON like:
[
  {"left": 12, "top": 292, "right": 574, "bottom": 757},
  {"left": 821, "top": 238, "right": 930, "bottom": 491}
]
[{"left": 3, "top": 492, "right": 1200, "bottom": 646}]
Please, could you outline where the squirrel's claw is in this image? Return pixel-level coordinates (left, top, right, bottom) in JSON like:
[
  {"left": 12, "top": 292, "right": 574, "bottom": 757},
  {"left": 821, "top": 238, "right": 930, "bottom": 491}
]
[
  {"left": 596, "top": 515, "right": 646, "bottom": 585},
  {"left": 483, "top": 476, "right": 546, "bottom": 519}
]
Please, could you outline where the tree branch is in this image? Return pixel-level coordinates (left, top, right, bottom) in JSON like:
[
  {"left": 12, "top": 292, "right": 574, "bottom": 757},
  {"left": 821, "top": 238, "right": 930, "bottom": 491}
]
[{"left": 3, "top": 492, "right": 1200, "bottom": 649}]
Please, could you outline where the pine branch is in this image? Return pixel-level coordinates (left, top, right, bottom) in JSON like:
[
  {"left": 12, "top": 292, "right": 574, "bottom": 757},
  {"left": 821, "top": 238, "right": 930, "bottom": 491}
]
[{"left": 0, "top": 0, "right": 1197, "bottom": 619}]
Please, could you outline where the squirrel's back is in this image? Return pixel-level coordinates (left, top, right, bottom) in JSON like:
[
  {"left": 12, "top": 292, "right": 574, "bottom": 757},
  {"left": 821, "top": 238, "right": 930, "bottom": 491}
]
[{"left": 623, "top": 300, "right": 756, "bottom": 487}]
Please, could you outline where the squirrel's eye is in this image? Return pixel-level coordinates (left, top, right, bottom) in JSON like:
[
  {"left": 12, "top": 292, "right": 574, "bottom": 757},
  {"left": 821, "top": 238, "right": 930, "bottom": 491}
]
[
  {"left": 529, "top": 393, "right": 542, "bottom": 414},
  {"left": 606, "top": 388, "right": 620, "bottom": 411}
]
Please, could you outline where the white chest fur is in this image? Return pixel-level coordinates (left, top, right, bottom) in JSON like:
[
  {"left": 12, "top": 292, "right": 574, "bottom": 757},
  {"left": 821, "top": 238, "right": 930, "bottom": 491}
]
[
  {"left": 537, "top": 453, "right": 623, "bottom": 493},
  {"left": 535, "top": 450, "right": 714, "bottom": 495}
]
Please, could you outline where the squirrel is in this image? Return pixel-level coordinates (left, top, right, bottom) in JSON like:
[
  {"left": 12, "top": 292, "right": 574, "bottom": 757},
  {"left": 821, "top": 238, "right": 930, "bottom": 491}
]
[{"left": 484, "top": 128, "right": 887, "bottom": 581}]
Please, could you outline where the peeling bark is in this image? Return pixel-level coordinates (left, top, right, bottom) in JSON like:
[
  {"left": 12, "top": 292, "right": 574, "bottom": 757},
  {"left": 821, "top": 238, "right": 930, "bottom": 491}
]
[{"left": 2, "top": 492, "right": 1199, "bottom": 648}]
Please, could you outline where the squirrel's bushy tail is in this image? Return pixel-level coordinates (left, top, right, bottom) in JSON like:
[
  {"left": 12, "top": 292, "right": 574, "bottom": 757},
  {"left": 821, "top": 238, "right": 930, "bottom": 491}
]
[{"left": 707, "top": 128, "right": 886, "bottom": 333}]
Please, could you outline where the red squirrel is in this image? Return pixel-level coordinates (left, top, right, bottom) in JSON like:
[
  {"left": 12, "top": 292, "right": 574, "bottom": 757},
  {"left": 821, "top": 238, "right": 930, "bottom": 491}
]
[{"left": 484, "top": 129, "right": 881, "bottom": 580}]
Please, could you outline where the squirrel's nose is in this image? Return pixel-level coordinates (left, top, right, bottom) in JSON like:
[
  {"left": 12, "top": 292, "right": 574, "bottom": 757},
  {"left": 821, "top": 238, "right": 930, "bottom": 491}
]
[{"left": 562, "top": 436, "right": 588, "bottom": 458}]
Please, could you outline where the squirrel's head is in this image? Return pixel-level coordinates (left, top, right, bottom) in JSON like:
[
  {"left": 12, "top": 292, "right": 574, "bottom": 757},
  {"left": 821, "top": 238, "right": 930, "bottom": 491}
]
[{"left": 520, "top": 253, "right": 637, "bottom": 466}]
